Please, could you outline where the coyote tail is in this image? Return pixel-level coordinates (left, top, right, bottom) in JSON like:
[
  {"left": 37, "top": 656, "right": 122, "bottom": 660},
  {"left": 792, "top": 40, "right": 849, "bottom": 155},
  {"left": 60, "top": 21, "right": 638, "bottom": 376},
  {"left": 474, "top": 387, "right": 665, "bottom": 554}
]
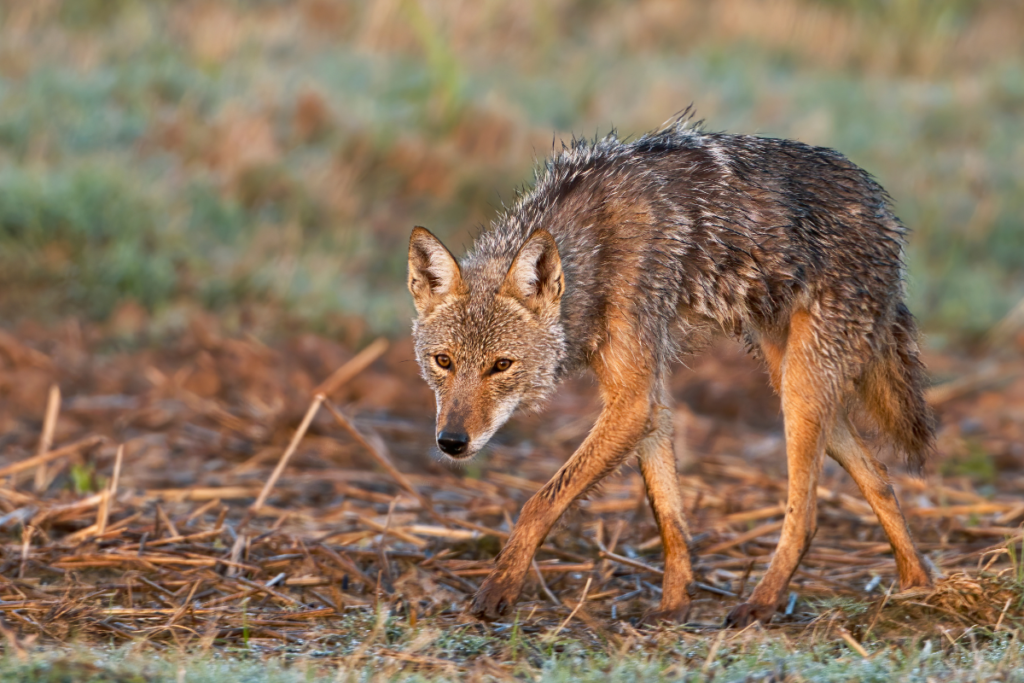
[{"left": 858, "top": 303, "right": 937, "bottom": 472}]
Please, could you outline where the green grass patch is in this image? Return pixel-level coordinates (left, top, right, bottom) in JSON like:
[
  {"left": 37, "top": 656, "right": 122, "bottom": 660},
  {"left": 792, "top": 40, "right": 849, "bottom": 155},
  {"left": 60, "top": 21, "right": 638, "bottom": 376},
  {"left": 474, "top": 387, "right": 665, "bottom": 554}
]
[
  {"left": 5, "top": 631, "right": 1024, "bottom": 682},
  {"left": 0, "top": 2, "right": 1021, "bottom": 339}
]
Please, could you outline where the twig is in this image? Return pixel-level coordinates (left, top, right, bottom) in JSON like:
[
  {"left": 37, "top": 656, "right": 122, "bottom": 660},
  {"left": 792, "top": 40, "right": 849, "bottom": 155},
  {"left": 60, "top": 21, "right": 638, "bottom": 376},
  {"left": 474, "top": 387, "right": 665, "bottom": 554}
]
[
  {"left": 701, "top": 520, "right": 785, "bottom": 555},
  {"left": 864, "top": 580, "right": 896, "bottom": 640},
  {"left": 701, "top": 630, "right": 726, "bottom": 674},
  {"left": 533, "top": 559, "right": 561, "bottom": 606},
  {"left": 323, "top": 399, "right": 439, "bottom": 520},
  {"left": 156, "top": 503, "right": 180, "bottom": 539},
  {"left": 342, "top": 605, "right": 389, "bottom": 681},
  {"left": 598, "top": 549, "right": 664, "bottom": 576},
  {"left": 97, "top": 444, "right": 124, "bottom": 536},
  {"left": 18, "top": 526, "right": 33, "bottom": 579},
  {"left": 250, "top": 394, "right": 324, "bottom": 515},
  {"left": 995, "top": 597, "right": 1013, "bottom": 632},
  {"left": 317, "top": 545, "right": 376, "bottom": 589},
  {"left": 236, "top": 577, "right": 304, "bottom": 607},
  {"left": 838, "top": 626, "right": 870, "bottom": 658},
  {"left": 444, "top": 517, "right": 588, "bottom": 562},
  {"left": 109, "top": 445, "right": 123, "bottom": 500},
  {"left": 313, "top": 337, "right": 388, "bottom": 397},
  {"left": 33, "top": 384, "right": 60, "bottom": 492},
  {"left": 0, "top": 435, "right": 104, "bottom": 479},
  {"left": 356, "top": 514, "right": 428, "bottom": 548},
  {"left": 546, "top": 576, "right": 591, "bottom": 640},
  {"left": 694, "top": 581, "right": 738, "bottom": 598},
  {"left": 721, "top": 504, "right": 785, "bottom": 526},
  {"left": 162, "top": 580, "right": 202, "bottom": 630},
  {"left": 225, "top": 533, "right": 246, "bottom": 578},
  {"left": 910, "top": 503, "right": 1019, "bottom": 518}
]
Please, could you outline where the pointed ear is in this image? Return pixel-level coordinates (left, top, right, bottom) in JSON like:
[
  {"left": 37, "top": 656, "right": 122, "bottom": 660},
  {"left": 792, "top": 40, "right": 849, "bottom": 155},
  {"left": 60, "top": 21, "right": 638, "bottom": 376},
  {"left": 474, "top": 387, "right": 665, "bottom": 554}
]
[
  {"left": 500, "top": 229, "right": 564, "bottom": 314},
  {"left": 408, "top": 227, "right": 464, "bottom": 316}
]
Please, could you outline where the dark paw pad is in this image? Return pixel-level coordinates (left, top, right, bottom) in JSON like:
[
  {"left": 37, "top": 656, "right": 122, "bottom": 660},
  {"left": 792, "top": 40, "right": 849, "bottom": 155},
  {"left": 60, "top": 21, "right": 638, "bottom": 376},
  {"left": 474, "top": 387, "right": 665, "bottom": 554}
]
[{"left": 469, "top": 583, "right": 518, "bottom": 622}]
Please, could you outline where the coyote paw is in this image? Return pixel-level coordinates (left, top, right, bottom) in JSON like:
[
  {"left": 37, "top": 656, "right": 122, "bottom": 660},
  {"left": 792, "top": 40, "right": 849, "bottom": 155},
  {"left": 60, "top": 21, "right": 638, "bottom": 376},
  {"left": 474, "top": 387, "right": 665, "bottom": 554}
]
[
  {"left": 723, "top": 602, "right": 775, "bottom": 628},
  {"left": 469, "top": 578, "right": 521, "bottom": 622},
  {"left": 639, "top": 603, "right": 691, "bottom": 627}
]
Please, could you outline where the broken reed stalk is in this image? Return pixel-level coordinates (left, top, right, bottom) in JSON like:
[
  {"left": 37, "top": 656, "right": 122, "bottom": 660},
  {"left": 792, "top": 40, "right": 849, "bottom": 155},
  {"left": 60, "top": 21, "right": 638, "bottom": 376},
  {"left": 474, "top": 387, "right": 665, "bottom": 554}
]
[
  {"left": 701, "top": 630, "right": 727, "bottom": 674},
  {"left": 314, "top": 337, "right": 389, "bottom": 398},
  {"left": 533, "top": 559, "right": 561, "bottom": 606},
  {"left": 18, "top": 525, "right": 33, "bottom": 579},
  {"left": 598, "top": 549, "right": 664, "bottom": 576},
  {"left": 97, "top": 444, "right": 125, "bottom": 536},
  {"left": 701, "top": 520, "right": 785, "bottom": 555},
  {"left": 250, "top": 338, "right": 390, "bottom": 516},
  {"left": 0, "top": 434, "right": 104, "bottom": 479},
  {"left": 33, "top": 384, "right": 60, "bottom": 492},
  {"left": 250, "top": 393, "right": 324, "bottom": 515},
  {"left": 546, "top": 577, "right": 592, "bottom": 641},
  {"left": 323, "top": 399, "right": 439, "bottom": 520},
  {"left": 838, "top": 626, "right": 870, "bottom": 658}
]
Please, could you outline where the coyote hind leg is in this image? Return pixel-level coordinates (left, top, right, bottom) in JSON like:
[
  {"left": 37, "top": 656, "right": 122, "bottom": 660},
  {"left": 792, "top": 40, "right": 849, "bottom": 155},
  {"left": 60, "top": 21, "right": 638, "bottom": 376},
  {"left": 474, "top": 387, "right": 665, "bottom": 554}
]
[
  {"left": 725, "top": 312, "right": 830, "bottom": 628},
  {"left": 637, "top": 398, "right": 694, "bottom": 624},
  {"left": 827, "top": 411, "right": 931, "bottom": 589}
]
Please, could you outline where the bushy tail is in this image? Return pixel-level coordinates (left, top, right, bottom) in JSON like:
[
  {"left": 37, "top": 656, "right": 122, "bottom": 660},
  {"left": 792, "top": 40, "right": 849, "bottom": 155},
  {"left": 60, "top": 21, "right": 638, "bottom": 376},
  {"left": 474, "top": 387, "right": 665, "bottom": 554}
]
[{"left": 858, "top": 303, "right": 936, "bottom": 472}]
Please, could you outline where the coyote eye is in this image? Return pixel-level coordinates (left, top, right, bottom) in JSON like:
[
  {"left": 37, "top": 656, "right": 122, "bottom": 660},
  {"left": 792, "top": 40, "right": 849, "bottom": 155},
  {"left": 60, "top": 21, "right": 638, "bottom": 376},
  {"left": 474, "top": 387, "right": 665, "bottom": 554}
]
[
  {"left": 435, "top": 354, "right": 452, "bottom": 369},
  {"left": 493, "top": 358, "right": 512, "bottom": 372}
]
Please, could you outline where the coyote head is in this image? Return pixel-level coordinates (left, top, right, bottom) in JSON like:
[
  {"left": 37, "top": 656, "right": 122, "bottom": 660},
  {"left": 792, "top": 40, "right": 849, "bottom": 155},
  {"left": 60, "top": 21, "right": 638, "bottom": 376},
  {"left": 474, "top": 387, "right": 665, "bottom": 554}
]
[{"left": 407, "top": 227, "right": 566, "bottom": 460}]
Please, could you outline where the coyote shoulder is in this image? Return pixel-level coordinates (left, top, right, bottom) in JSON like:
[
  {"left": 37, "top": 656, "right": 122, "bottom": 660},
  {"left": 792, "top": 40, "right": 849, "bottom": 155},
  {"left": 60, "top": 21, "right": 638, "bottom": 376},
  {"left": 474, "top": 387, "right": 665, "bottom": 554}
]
[{"left": 407, "top": 114, "right": 935, "bottom": 626}]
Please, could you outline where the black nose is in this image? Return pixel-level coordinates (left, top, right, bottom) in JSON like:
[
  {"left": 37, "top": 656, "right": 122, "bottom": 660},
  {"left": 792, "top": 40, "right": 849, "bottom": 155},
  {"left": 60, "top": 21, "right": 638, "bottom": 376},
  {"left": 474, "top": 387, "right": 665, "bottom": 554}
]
[{"left": 437, "top": 431, "right": 470, "bottom": 456}]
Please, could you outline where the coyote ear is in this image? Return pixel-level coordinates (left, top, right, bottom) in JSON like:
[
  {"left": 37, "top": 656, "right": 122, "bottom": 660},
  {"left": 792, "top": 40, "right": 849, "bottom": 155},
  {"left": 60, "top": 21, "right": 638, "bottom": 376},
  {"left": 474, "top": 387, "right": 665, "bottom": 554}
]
[
  {"left": 408, "top": 227, "right": 464, "bottom": 316},
  {"left": 500, "top": 229, "right": 564, "bottom": 314}
]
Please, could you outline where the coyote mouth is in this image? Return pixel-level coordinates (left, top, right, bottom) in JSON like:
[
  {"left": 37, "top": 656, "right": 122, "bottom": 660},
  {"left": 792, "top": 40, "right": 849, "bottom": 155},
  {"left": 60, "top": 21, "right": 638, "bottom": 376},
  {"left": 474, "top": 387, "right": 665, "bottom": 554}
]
[
  {"left": 435, "top": 444, "right": 481, "bottom": 465},
  {"left": 443, "top": 450, "right": 476, "bottom": 461}
]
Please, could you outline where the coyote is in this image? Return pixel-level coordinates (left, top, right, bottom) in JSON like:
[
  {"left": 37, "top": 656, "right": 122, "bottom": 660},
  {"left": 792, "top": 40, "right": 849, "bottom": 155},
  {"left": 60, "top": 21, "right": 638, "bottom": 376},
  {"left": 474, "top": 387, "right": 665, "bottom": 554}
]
[{"left": 407, "top": 114, "right": 935, "bottom": 627}]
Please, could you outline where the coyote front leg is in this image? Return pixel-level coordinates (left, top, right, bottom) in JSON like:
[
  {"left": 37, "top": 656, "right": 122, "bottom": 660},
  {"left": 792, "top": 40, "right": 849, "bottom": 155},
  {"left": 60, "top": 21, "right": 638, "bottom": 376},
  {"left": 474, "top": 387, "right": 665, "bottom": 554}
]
[{"left": 471, "top": 387, "right": 654, "bottom": 621}]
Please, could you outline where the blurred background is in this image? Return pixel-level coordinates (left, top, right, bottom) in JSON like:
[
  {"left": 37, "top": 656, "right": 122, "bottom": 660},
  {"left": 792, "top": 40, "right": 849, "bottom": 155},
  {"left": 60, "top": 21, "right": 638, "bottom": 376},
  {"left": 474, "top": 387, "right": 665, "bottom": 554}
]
[
  {"left": 1, "top": 4, "right": 1024, "bottom": 656},
  {"left": 0, "top": 0, "right": 1022, "bottom": 346}
]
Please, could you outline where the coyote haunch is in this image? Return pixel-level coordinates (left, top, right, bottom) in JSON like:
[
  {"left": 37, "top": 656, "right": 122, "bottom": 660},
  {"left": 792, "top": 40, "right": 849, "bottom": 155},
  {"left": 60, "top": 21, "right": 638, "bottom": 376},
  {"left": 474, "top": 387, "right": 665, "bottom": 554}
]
[{"left": 407, "top": 115, "right": 935, "bottom": 627}]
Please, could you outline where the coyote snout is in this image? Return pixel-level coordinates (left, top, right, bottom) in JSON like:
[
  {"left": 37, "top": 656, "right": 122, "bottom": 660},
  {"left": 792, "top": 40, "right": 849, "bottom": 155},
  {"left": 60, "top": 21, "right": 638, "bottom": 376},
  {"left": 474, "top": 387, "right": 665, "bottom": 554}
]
[
  {"left": 408, "top": 226, "right": 567, "bottom": 462},
  {"left": 407, "top": 113, "right": 935, "bottom": 628}
]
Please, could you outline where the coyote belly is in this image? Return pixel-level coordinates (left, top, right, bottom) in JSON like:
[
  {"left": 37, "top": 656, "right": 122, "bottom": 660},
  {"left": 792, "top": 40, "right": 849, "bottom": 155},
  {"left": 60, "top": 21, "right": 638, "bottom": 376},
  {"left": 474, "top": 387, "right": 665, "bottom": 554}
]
[{"left": 407, "top": 115, "right": 935, "bottom": 626}]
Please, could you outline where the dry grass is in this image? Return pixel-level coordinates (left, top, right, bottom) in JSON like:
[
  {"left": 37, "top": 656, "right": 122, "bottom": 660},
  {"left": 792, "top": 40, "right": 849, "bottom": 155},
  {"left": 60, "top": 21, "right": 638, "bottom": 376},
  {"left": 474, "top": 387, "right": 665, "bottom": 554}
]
[{"left": 0, "top": 316, "right": 1023, "bottom": 678}]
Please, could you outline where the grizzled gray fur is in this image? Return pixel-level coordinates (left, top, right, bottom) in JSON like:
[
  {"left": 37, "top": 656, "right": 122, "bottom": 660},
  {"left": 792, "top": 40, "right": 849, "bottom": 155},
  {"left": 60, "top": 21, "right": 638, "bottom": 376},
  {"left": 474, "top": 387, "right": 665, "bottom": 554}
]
[{"left": 407, "top": 113, "right": 935, "bottom": 626}]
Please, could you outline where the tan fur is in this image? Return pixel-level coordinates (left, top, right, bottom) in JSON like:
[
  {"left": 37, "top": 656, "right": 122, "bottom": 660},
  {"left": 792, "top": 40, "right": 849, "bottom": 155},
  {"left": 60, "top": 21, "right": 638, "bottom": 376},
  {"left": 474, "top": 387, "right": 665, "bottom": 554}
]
[
  {"left": 727, "top": 311, "right": 829, "bottom": 625},
  {"left": 636, "top": 397, "right": 694, "bottom": 623},
  {"left": 725, "top": 312, "right": 932, "bottom": 627},
  {"left": 826, "top": 412, "right": 931, "bottom": 589},
  {"left": 471, "top": 314, "right": 670, "bottom": 618}
]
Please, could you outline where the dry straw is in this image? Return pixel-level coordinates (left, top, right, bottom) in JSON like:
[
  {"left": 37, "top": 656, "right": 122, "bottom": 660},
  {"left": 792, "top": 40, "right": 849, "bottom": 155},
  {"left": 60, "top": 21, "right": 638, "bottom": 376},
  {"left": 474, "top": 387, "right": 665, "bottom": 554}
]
[{"left": 0, "top": 325, "right": 1018, "bottom": 667}]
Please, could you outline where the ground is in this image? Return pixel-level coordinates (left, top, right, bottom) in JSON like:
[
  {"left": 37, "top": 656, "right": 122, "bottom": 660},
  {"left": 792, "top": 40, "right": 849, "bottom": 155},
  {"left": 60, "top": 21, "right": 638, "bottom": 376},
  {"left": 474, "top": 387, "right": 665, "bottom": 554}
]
[{"left": 1, "top": 317, "right": 1023, "bottom": 681}]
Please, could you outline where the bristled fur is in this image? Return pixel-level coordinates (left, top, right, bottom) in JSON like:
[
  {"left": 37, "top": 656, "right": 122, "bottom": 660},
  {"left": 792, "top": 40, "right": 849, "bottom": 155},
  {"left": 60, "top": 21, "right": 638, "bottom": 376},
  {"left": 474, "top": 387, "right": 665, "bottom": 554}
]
[{"left": 408, "top": 111, "right": 936, "bottom": 626}]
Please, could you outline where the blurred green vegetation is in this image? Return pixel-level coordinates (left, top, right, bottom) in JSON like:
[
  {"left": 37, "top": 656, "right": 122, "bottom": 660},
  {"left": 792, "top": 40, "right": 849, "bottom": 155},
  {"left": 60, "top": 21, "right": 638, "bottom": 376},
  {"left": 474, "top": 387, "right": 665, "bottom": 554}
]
[{"left": 0, "top": 0, "right": 1021, "bottom": 343}]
